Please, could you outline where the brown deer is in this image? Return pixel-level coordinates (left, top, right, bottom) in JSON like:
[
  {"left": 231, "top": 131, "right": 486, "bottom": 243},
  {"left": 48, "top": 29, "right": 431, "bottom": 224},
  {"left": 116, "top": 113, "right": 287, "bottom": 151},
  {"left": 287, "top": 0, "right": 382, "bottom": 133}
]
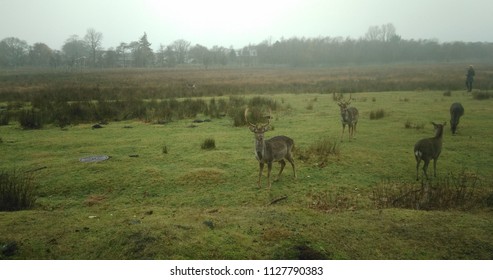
[
  {"left": 245, "top": 108, "right": 296, "bottom": 188},
  {"left": 337, "top": 96, "right": 359, "bottom": 141},
  {"left": 414, "top": 122, "right": 446, "bottom": 180},
  {"left": 450, "top": 102, "right": 464, "bottom": 135}
]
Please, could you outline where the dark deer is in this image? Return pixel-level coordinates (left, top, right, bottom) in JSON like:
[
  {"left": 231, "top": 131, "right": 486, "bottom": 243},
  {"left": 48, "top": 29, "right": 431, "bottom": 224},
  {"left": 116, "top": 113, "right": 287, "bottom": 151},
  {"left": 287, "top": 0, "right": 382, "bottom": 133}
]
[
  {"left": 450, "top": 102, "right": 464, "bottom": 135},
  {"left": 245, "top": 108, "right": 296, "bottom": 188},
  {"left": 337, "top": 96, "right": 359, "bottom": 141},
  {"left": 414, "top": 122, "right": 446, "bottom": 180}
]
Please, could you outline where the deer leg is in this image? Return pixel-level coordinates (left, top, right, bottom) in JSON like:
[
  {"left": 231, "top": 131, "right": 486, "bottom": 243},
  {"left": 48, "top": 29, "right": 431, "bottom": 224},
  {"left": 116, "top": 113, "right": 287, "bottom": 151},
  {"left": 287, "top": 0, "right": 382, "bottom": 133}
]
[
  {"left": 433, "top": 158, "right": 437, "bottom": 177},
  {"left": 341, "top": 124, "right": 346, "bottom": 142},
  {"left": 415, "top": 159, "right": 421, "bottom": 181},
  {"left": 267, "top": 162, "right": 273, "bottom": 188},
  {"left": 258, "top": 162, "right": 264, "bottom": 188},
  {"left": 422, "top": 160, "right": 430, "bottom": 180},
  {"left": 276, "top": 160, "right": 286, "bottom": 181},
  {"left": 286, "top": 154, "right": 297, "bottom": 178}
]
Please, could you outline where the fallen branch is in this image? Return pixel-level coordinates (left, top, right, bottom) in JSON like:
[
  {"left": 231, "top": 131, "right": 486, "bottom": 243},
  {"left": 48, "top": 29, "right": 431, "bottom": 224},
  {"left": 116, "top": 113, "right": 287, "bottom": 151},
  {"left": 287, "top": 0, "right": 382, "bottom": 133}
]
[
  {"left": 269, "top": 195, "right": 288, "bottom": 205},
  {"left": 24, "top": 166, "right": 47, "bottom": 173}
]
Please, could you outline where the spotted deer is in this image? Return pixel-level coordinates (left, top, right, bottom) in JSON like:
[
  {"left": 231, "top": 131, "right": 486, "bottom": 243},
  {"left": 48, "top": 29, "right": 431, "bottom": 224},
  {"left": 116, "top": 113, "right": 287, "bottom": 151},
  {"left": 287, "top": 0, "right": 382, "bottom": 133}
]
[
  {"left": 337, "top": 96, "right": 359, "bottom": 141},
  {"left": 414, "top": 122, "right": 446, "bottom": 180},
  {"left": 245, "top": 108, "right": 296, "bottom": 188}
]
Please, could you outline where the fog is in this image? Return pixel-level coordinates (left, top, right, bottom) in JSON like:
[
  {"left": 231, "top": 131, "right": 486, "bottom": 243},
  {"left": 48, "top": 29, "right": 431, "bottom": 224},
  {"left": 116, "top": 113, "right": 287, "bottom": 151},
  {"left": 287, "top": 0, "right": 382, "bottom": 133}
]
[{"left": 1, "top": 0, "right": 492, "bottom": 50}]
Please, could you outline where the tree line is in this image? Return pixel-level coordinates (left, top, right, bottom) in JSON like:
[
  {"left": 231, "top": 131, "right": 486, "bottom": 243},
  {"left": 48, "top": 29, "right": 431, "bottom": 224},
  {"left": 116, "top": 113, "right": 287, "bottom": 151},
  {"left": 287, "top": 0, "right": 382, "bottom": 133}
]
[{"left": 1, "top": 24, "right": 492, "bottom": 69}]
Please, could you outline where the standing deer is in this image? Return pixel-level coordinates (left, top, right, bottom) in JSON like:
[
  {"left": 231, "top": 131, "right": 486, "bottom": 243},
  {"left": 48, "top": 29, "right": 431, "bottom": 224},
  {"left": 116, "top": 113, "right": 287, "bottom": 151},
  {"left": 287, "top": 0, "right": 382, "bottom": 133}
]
[
  {"left": 450, "top": 102, "right": 464, "bottom": 135},
  {"left": 414, "top": 122, "right": 446, "bottom": 180},
  {"left": 245, "top": 108, "right": 296, "bottom": 188},
  {"left": 337, "top": 97, "right": 359, "bottom": 141}
]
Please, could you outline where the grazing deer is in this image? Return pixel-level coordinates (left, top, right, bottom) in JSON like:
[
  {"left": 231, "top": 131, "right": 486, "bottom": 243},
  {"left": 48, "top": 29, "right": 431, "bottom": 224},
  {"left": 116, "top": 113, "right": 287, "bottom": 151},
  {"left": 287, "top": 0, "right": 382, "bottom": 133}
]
[
  {"left": 245, "top": 108, "right": 296, "bottom": 188},
  {"left": 450, "top": 102, "right": 464, "bottom": 135},
  {"left": 414, "top": 122, "right": 446, "bottom": 180},
  {"left": 337, "top": 96, "right": 359, "bottom": 141}
]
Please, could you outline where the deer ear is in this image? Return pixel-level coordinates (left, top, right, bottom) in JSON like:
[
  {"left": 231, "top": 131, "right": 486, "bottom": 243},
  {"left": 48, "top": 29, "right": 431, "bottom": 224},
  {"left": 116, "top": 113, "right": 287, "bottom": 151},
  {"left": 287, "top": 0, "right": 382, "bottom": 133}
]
[{"left": 248, "top": 125, "right": 256, "bottom": 132}]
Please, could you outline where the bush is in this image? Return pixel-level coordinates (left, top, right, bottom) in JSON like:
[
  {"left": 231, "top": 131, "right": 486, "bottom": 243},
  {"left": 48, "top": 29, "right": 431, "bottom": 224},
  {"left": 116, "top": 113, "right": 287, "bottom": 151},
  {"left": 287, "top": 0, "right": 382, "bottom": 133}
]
[
  {"left": 18, "top": 109, "right": 43, "bottom": 129},
  {"left": 404, "top": 120, "right": 425, "bottom": 130},
  {"left": 296, "top": 137, "right": 339, "bottom": 164},
  {"left": 371, "top": 170, "right": 487, "bottom": 211},
  {"left": 201, "top": 138, "right": 216, "bottom": 150},
  {"left": 0, "top": 170, "right": 37, "bottom": 211},
  {"left": 472, "top": 91, "right": 491, "bottom": 100},
  {"left": 0, "top": 111, "right": 9, "bottom": 126},
  {"left": 369, "top": 109, "right": 386, "bottom": 120}
]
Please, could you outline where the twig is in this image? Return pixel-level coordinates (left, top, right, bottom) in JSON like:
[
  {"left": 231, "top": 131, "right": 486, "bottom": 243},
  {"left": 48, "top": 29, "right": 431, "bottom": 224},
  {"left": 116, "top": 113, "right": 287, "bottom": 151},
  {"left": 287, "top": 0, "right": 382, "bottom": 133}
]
[
  {"left": 24, "top": 166, "right": 47, "bottom": 173},
  {"left": 269, "top": 195, "right": 288, "bottom": 205}
]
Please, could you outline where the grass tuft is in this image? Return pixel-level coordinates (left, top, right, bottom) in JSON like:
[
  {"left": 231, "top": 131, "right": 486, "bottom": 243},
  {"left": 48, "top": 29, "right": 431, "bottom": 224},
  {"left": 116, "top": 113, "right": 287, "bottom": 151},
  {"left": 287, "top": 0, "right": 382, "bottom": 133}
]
[
  {"left": 0, "top": 170, "right": 37, "bottom": 211},
  {"left": 369, "top": 109, "right": 386, "bottom": 120},
  {"left": 201, "top": 138, "right": 216, "bottom": 150}
]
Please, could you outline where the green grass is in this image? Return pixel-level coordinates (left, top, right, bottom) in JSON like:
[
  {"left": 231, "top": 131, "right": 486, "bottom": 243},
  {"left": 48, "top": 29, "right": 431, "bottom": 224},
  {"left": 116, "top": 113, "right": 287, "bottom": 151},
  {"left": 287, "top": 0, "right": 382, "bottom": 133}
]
[{"left": 1, "top": 74, "right": 493, "bottom": 259}]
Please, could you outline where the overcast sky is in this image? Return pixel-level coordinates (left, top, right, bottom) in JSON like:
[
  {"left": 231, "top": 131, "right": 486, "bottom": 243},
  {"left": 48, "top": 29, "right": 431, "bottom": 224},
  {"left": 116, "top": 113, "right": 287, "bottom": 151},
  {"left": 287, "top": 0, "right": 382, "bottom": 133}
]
[{"left": 1, "top": 0, "right": 492, "bottom": 51}]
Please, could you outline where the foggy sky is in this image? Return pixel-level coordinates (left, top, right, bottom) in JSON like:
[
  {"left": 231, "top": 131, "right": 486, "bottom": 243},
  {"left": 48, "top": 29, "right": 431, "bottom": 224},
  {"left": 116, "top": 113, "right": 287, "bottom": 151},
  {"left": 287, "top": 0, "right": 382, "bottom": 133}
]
[{"left": 1, "top": 0, "right": 492, "bottom": 51}]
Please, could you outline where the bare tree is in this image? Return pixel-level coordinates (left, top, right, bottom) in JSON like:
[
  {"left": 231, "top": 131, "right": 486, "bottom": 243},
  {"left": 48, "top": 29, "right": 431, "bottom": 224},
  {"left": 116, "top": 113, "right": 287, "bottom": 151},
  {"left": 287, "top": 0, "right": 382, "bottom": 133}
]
[
  {"left": 84, "top": 28, "right": 103, "bottom": 67},
  {"left": 172, "top": 39, "right": 191, "bottom": 64}
]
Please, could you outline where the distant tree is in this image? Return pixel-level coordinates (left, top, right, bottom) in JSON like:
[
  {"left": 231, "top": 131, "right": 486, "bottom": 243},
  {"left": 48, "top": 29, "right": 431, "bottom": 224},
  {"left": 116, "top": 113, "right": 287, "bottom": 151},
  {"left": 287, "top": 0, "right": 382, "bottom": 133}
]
[
  {"left": 364, "top": 23, "right": 398, "bottom": 42},
  {"left": 189, "top": 44, "right": 210, "bottom": 68},
  {"left": 50, "top": 50, "right": 63, "bottom": 68},
  {"left": 172, "top": 39, "right": 191, "bottom": 64},
  {"left": 0, "top": 37, "right": 29, "bottom": 68},
  {"left": 163, "top": 45, "right": 177, "bottom": 67},
  {"left": 133, "top": 33, "right": 154, "bottom": 67},
  {"left": 29, "top": 43, "right": 52, "bottom": 67},
  {"left": 116, "top": 42, "right": 128, "bottom": 67},
  {"left": 84, "top": 28, "right": 103, "bottom": 67},
  {"left": 62, "top": 35, "right": 89, "bottom": 67},
  {"left": 102, "top": 48, "right": 118, "bottom": 68}
]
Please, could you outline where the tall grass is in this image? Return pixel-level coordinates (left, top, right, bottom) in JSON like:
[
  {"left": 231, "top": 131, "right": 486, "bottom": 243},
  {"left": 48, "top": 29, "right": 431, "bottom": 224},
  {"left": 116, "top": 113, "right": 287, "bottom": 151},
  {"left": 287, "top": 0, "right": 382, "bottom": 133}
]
[{"left": 0, "top": 170, "right": 37, "bottom": 211}]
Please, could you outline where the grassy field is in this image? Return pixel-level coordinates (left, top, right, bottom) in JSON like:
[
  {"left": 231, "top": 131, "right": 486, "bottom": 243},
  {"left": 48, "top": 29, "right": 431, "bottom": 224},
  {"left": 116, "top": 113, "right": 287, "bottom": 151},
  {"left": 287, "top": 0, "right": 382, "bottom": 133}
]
[{"left": 1, "top": 66, "right": 493, "bottom": 259}]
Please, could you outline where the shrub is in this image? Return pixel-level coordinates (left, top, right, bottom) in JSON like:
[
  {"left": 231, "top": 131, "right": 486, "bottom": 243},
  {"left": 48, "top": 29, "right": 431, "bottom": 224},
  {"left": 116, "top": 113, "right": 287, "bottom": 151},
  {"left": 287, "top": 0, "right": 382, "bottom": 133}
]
[
  {"left": 296, "top": 137, "right": 339, "bottom": 164},
  {"left": 0, "top": 170, "right": 37, "bottom": 211},
  {"left": 404, "top": 120, "right": 425, "bottom": 130},
  {"left": 18, "top": 109, "right": 43, "bottom": 129},
  {"left": 472, "top": 91, "right": 491, "bottom": 100},
  {"left": 0, "top": 111, "right": 9, "bottom": 126},
  {"left": 369, "top": 109, "right": 386, "bottom": 120},
  {"left": 371, "top": 170, "right": 487, "bottom": 211},
  {"left": 201, "top": 138, "right": 216, "bottom": 150}
]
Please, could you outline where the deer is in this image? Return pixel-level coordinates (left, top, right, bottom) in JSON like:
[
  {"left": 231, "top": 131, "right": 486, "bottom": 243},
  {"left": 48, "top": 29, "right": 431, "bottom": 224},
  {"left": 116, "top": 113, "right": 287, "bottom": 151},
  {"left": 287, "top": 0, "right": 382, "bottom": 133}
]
[
  {"left": 414, "top": 122, "right": 446, "bottom": 180},
  {"left": 450, "top": 102, "right": 464, "bottom": 135},
  {"left": 337, "top": 96, "right": 359, "bottom": 141},
  {"left": 244, "top": 108, "right": 296, "bottom": 188}
]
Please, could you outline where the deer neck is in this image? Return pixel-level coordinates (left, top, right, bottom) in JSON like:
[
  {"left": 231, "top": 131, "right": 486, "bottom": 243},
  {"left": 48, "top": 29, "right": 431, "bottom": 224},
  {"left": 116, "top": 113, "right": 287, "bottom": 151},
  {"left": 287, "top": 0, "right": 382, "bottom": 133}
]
[
  {"left": 255, "top": 137, "right": 266, "bottom": 161},
  {"left": 434, "top": 127, "right": 444, "bottom": 139}
]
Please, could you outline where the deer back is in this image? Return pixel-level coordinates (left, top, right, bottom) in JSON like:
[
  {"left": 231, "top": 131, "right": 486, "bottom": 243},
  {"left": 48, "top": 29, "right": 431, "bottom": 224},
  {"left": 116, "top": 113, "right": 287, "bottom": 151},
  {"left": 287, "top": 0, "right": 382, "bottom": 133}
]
[
  {"left": 450, "top": 103, "right": 464, "bottom": 134},
  {"left": 263, "top": 136, "right": 294, "bottom": 162},
  {"left": 414, "top": 122, "right": 446, "bottom": 160}
]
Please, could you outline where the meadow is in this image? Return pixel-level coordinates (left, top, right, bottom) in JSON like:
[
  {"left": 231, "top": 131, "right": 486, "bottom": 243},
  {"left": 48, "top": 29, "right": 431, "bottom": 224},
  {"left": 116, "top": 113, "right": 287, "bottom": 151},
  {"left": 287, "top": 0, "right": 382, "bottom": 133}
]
[{"left": 1, "top": 64, "right": 493, "bottom": 259}]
